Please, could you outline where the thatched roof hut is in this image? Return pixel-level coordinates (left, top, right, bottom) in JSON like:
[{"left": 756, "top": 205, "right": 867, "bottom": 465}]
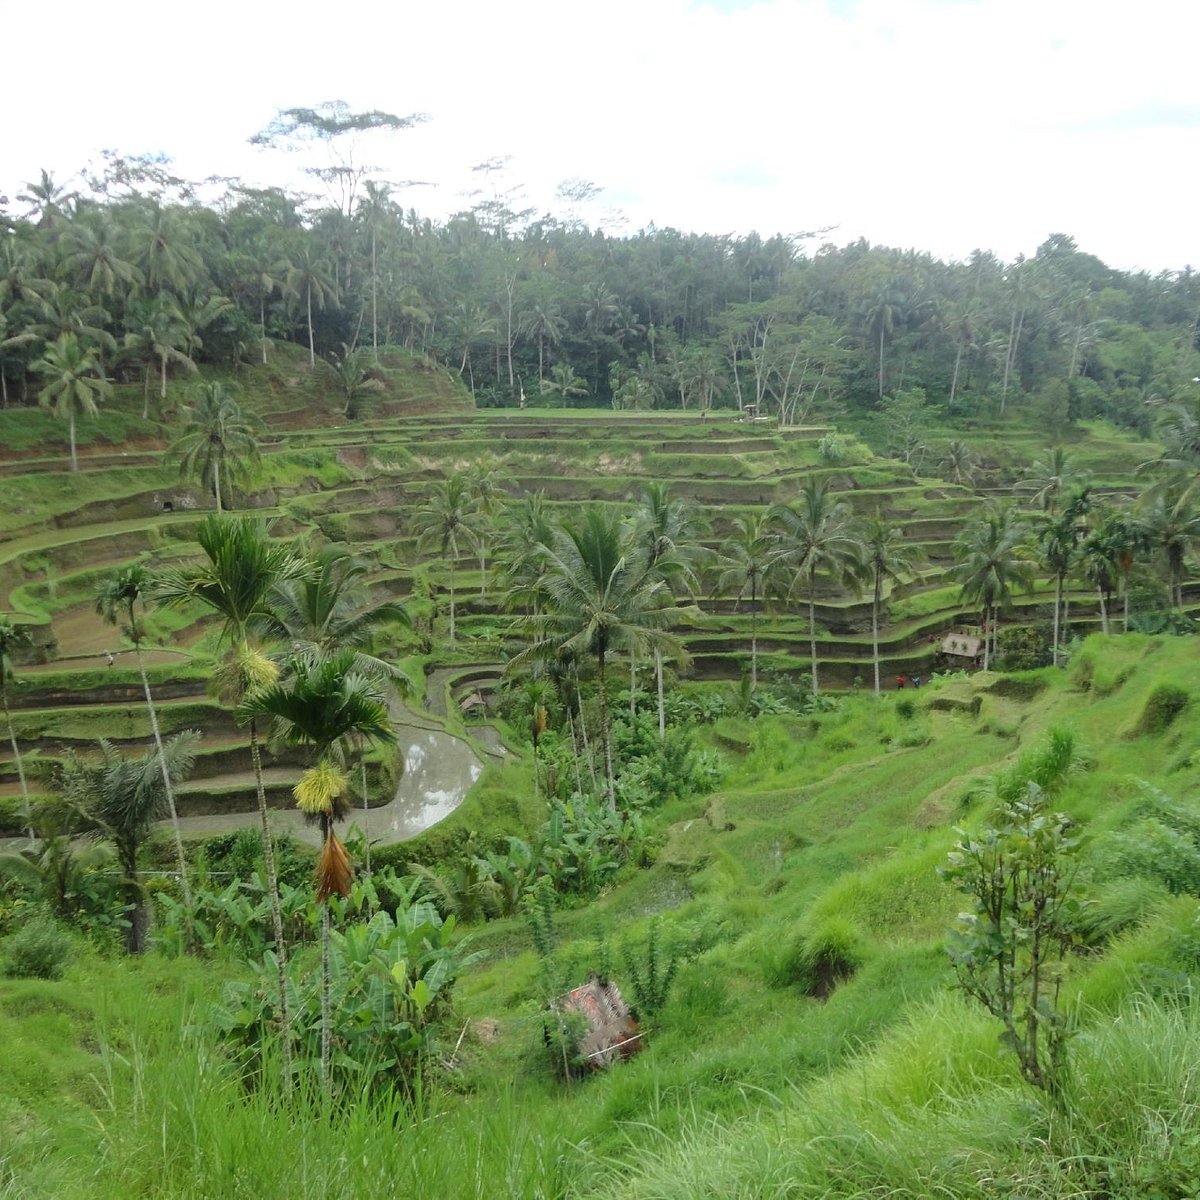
[{"left": 549, "top": 975, "right": 644, "bottom": 1072}]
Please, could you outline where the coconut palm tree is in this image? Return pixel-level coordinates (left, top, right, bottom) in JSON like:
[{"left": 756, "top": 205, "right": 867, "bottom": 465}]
[
  {"left": 244, "top": 651, "right": 394, "bottom": 1085},
  {"left": 1024, "top": 447, "right": 1087, "bottom": 514},
  {"left": 413, "top": 474, "right": 479, "bottom": 645},
  {"left": 170, "top": 382, "right": 262, "bottom": 512},
  {"left": 95, "top": 565, "right": 192, "bottom": 923},
  {"left": 1034, "top": 510, "right": 1079, "bottom": 667},
  {"left": 498, "top": 491, "right": 557, "bottom": 615},
  {"left": 155, "top": 515, "right": 305, "bottom": 1086},
  {"left": 135, "top": 203, "right": 204, "bottom": 295},
  {"left": 279, "top": 244, "right": 338, "bottom": 369},
  {"left": 1078, "top": 520, "right": 1119, "bottom": 635},
  {"left": 940, "top": 440, "right": 981, "bottom": 487},
  {"left": 33, "top": 333, "right": 111, "bottom": 472},
  {"left": 631, "top": 483, "right": 706, "bottom": 735},
  {"left": 0, "top": 616, "right": 33, "bottom": 839},
  {"left": 62, "top": 215, "right": 143, "bottom": 300},
  {"left": 1134, "top": 483, "right": 1200, "bottom": 611},
  {"left": 466, "top": 456, "right": 505, "bottom": 601},
  {"left": 60, "top": 734, "right": 198, "bottom": 953},
  {"left": 857, "top": 514, "right": 918, "bottom": 697},
  {"left": 952, "top": 506, "right": 1034, "bottom": 669},
  {"left": 511, "top": 508, "right": 680, "bottom": 807},
  {"left": 122, "top": 299, "right": 197, "bottom": 414},
  {"left": 324, "top": 343, "right": 385, "bottom": 419},
  {"left": 771, "top": 479, "right": 864, "bottom": 696},
  {"left": 519, "top": 301, "right": 566, "bottom": 383},
  {"left": 715, "top": 513, "right": 780, "bottom": 694},
  {"left": 540, "top": 362, "right": 588, "bottom": 404}
]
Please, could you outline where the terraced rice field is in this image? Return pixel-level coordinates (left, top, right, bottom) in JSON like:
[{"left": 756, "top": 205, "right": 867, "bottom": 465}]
[{"left": 0, "top": 351, "right": 1167, "bottom": 835}]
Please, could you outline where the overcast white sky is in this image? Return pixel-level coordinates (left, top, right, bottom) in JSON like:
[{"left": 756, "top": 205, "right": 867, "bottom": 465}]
[{"left": 3, "top": 0, "right": 1198, "bottom": 272}]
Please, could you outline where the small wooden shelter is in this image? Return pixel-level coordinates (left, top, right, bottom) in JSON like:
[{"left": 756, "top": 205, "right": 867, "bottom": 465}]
[{"left": 941, "top": 633, "right": 983, "bottom": 663}]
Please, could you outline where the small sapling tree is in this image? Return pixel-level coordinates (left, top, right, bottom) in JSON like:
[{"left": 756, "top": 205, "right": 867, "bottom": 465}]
[{"left": 940, "top": 781, "right": 1083, "bottom": 1101}]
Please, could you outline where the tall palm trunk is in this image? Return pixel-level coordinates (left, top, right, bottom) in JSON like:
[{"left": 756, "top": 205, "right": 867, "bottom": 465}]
[
  {"left": 135, "top": 640, "right": 192, "bottom": 928},
  {"left": 142, "top": 367, "right": 151, "bottom": 419},
  {"left": 872, "top": 570, "right": 882, "bottom": 697},
  {"left": 306, "top": 280, "right": 316, "bottom": 369},
  {"left": 69, "top": 412, "right": 78, "bottom": 473},
  {"left": 371, "top": 228, "right": 379, "bottom": 359},
  {"left": 950, "top": 341, "right": 964, "bottom": 406},
  {"left": 1123, "top": 574, "right": 1131, "bottom": 632},
  {"left": 360, "top": 753, "right": 371, "bottom": 877},
  {"left": 1097, "top": 583, "right": 1109, "bottom": 635},
  {"left": 160, "top": 350, "right": 168, "bottom": 400},
  {"left": 565, "top": 708, "right": 586, "bottom": 795},
  {"left": 1052, "top": 571, "right": 1063, "bottom": 666},
  {"left": 655, "top": 647, "right": 666, "bottom": 740},
  {"left": 808, "top": 566, "right": 820, "bottom": 697},
  {"left": 596, "top": 648, "right": 616, "bottom": 809},
  {"left": 213, "top": 458, "right": 223, "bottom": 514},
  {"left": 750, "top": 579, "right": 759, "bottom": 691},
  {"left": 260, "top": 293, "right": 268, "bottom": 365},
  {"left": 249, "top": 716, "right": 293, "bottom": 1093},
  {"left": 319, "top": 813, "right": 333, "bottom": 1088},
  {"left": 447, "top": 559, "right": 456, "bottom": 643},
  {"left": 3, "top": 690, "right": 32, "bottom": 842},
  {"left": 982, "top": 603, "right": 991, "bottom": 671}
]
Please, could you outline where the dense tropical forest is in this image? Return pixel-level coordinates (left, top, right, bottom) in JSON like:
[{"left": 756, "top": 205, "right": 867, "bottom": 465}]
[{"left": 5, "top": 111, "right": 1200, "bottom": 1198}]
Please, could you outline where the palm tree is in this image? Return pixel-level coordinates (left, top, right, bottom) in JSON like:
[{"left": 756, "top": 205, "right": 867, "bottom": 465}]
[
  {"left": 1024, "top": 448, "right": 1086, "bottom": 514},
  {"left": 33, "top": 333, "right": 111, "bottom": 472},
  {"left": 245, "top": 652, "right": 394, "bottom": 1085},
  {"left": 1134, "top": 483, "right": 1200, "bottom": 611},
  {"left": 61, "top": 734, "right": 198, "bottom": 953},
  {"left": 135, "top": 203, "right": 204, "bottom": 295},
  {"left": 632, "top": 483, "right": 706, "bottom": 735},
  {"left": 519, "top": 302, "right": 566, "bottom": 383},
  {"left": 280, "top": 244, "right": 338, "bottom": 368},
  {"left": 771, "top": 479, "right": 864, "bottom": 696},
  {"left": 1078, "top": 521, "right": 1118, "bottom": 635},
  {"left": 325, "top": 343, "right": 384, "bottom": 419},
  {"left": 155, "top": 515, "right": 305, "bottom": 1086},
  {"left": 122, "top": 299, "right": 197, "bottom": 414},
  {"left": 857, "top": 514, "right": 918, "bottom": 697},
  {"left": 1034, "top": 510, "right": 1079, "bottom": 666},
  {"left": 357, "top": 180, "right": 398, "bottom": 358},
  {"left": 498, "top": 491, "right": 557, "bottom": 614},
  {"left": 170, "top": 382, "right": 262, "bottom": 512},
  {"left": 63, "top": 215, "right": 143, "bottom": 299},
  {"left": 95, "top": 566, "right": 193, "bottom": 924},
  {"left": 540, "top": 362, "right": 588, "bottom": 403},
  {"left": 940, "top": 440, "right": 981, "bottom": 487},
  {"left": 511, "top": 508, "right": 680, "bottom": 807},
  {"left": 413, "top": 474, "right": 478, "bottom": 644},
  {"left": 863, "top": 288, "right": 902, "bottom": 399},
  {"left": 466, "top": 457, "right": 504, "bottom": 601},
  {"left": 952, "top": 506, "right": 1034, "bottom": 670},
  {"left": 271, "top": 544, "right": 409, "bottom": 874},
  {"left": 0, "top": 617, "right": 33, "bottom": 839},
  {"left": 715, "top": 513, "right": 779, "bottom": 693},
  {"left": 451, "top": 302, "right": 496, "bottom": 399}
]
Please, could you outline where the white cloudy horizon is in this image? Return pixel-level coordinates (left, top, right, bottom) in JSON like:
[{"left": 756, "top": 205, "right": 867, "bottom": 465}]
[{"left": 3, "top": 0, "right": 1198, "bottom": 273}]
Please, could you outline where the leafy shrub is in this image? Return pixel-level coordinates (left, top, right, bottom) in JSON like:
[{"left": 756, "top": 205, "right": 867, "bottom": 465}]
[
  {"left": 895, "top": 697, "right": 917, "bottom": 720},
  {"left": 211, "top": 900, "right": 482, "bottom": 1094},
  {"left": 817, "top": 431, "right": 848, "bottom": 465},
  {"left": 2, "top": 914, "right": 73, "bottom": 979},
  {"left": 996, "top": 623, "right": 1052, "bottom": 671}
]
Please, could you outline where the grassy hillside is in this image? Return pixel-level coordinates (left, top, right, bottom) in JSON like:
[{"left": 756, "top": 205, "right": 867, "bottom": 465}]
[{"left": 4, "top": 634, "right": 1200, "bottom": 1197}]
